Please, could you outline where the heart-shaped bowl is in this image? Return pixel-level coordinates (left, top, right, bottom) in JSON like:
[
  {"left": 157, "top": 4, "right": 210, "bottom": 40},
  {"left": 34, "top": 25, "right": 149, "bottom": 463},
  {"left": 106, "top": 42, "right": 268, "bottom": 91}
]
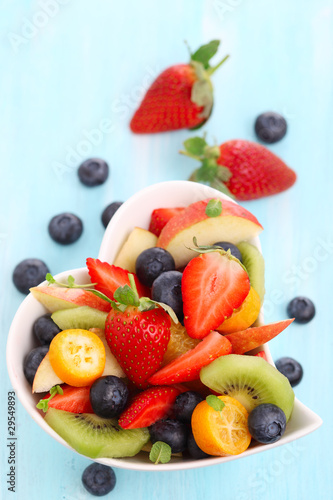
[{"left": 7, "top": 180, "right": 322, "bottom": 471}]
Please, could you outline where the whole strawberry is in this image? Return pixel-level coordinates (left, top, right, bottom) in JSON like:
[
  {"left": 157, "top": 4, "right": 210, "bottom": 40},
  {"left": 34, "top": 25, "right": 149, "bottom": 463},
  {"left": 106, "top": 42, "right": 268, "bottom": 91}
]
[
  {"left": 105, "top": 275, "right": 174, "bottom": 388},
  {"left": 181, "top": 136, "right": 297, "bottom": 200},
  {"left": 130, "top": 40, "right": 229, "bottom": 133}
]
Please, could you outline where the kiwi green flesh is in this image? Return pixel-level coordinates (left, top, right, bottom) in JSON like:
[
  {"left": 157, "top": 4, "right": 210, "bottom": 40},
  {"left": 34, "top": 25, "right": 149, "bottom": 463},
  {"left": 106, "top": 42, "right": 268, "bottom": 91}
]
[
  {"left": 237, "top": 241, "right": 265, "bottom": 304},
  {"left": 51, "top": 306, "right": 108, "bottom": 331},
  {"left": 200, "top": 355, "right": 294, "bottom": 421},
  {"left": 45, "top": 408, "right": 149, "bottom": 458}
]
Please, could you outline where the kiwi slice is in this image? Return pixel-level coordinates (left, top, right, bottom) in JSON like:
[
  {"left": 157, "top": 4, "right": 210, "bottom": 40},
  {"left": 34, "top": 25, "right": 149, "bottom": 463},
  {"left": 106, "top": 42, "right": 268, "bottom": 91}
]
[
  {"left": 200, "top": 354, "right": 294, "bottom": 421},
  {"left": 51, "top": 306, "right": 108, "bottom": 331},
  {"left": 237, "top": 241, "right": 265, "bottom": 304},
  {"left": 45, "top": 408, "right": 149, "bottom": 458}
]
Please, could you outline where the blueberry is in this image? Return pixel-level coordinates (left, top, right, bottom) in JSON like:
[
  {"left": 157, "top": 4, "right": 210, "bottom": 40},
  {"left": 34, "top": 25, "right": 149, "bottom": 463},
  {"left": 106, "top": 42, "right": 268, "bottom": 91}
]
[
  {"left": 254, "top": 112, "right": 287, "bottom": 144},
  {"left": 187, "top": 431, "right": 210, "bottom": 460},
  {"left": 82, "top": 463, "right": 116, "bottom": 496},
  {"left": 13, "top": 258, "right": 50, "bottom": 295},
  {"left": 149, "top": 419, "right": 188, "bottom": 453},
  {"left": 136, "top": 248, "right": 175, "bottom": 288},
  {"left": 287, "top": 297, "right": 315, "bottom": 324},
  {"left": 173, "top": 391, "right": 204, "bottom": 423},
  {"left": 152, "top": 271, "right": 183, "bottom": 322},
  {"left": 101, "top": 201, "right": 123, "bottom": 228},
  {"left": 213, "top": 241, "right": 243, "bottom": 262},
  {"left": 78, "top": 158, "right": 109, "bottom": 187},
  {"left": 23, "top": 345, "right": 49, "bottom": 385},
  {"left": 48, "top": 213, "right": 83, "bottom": 244},
  {"left": 33, "top": 314, "right": 61, "bottom": 346},
  {"left": 275, "top": 357, "right": 303, "bottom": 387},
  {"left": 90, "top": 376, "right": 129, "bottom": 418},
  {"left": 248, "top": 404, "right": 286, "bottom": 444}
]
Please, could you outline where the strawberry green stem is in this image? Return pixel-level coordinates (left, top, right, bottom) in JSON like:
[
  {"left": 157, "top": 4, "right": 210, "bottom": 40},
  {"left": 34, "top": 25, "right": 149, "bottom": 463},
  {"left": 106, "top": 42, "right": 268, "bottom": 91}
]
[
  {"left": 128, "top": 274, "right": 140, "bottom": 302},
  {"left": 207, "top": 54, "right": 230, "bottom": 76}
]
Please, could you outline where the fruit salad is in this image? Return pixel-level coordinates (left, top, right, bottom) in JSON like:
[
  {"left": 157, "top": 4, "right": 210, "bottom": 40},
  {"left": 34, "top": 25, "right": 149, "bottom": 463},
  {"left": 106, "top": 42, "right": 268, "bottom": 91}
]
[{"left": 23, "top": 196, "right": 296, "bottom": 463}]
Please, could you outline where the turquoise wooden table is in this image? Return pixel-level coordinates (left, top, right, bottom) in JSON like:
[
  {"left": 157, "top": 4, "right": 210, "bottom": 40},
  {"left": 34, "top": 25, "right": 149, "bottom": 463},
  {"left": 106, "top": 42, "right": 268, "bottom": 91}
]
[{"left": 1, "top": 0, "right": 332, "bottom": 498}]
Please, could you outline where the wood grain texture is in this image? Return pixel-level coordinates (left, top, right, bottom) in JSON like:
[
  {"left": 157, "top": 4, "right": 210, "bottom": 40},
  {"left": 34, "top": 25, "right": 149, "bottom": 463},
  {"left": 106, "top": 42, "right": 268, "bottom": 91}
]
[{"left": 1, "top": 0, "right": 332, "bottom": 498}]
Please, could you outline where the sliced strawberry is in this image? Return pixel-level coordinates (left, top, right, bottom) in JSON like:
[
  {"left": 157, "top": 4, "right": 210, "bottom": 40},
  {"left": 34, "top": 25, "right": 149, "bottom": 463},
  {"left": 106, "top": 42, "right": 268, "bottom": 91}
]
[
  {"left": 255, "top": 351, "right": 268, "bottom": 361},
  {"left": 224, "top": 319, "right": 294, "bottom": 354},
  {"left": 148, "top": 331, "right": 232, "bottom": 385},
  {"left": 45, "top": 385, "right": 93, "bottom": 413},
  {"left": 86, "top": 259, "right": 150, "bottom": 300},
  {"left": 118, "top": 386, "right": 181, "bottom": 429},
  {"left": 149, "top": 207, "right": 185, "bottom": 237},
  {"left": 182, "top": 251, "right": 250, "bottom": 339}
]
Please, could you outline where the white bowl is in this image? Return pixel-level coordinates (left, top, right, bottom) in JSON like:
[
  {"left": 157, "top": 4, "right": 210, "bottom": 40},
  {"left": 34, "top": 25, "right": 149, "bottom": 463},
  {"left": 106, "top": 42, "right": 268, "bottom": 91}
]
[{"left": 7, "top": 180, "right": 322, "bottom": 471}]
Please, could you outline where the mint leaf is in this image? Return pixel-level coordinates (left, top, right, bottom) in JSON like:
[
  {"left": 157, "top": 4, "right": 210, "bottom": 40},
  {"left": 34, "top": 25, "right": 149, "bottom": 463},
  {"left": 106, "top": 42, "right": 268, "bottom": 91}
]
[
  {"left": 46, "top": 273, "right": 56, "bottom": 284},
  {"left": 191, "top": 40, "right": 220, "bottom": 69},
  {"left": 67, "top": 275, "right": 75, "bottom": 287},
  {"left": 114, "top": 284, "right": 140, "bottom": 307},
  {"left": 37, "top": 385, "right": 63, "bottom": 413},
  {"left": 149, "top": 441, "right": 172, "bottom": 464},
  {"left": 206, "top": 395, "right": 225, "bottom": 412},
  {"left": 205, "top": 199, "right": 222, "bottom": 217},
  {"left": 183, "top": 137, "right": 207, "bottom": 157},
  {"left": 45, "top": 273, "right": 98, "bottom": 289}
]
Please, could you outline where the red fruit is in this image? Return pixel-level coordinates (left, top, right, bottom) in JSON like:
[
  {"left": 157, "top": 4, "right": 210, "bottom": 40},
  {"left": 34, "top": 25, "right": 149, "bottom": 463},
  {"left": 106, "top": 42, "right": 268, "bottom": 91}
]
[
  {"left": 183, "top": 137, "right": 296, "bottom": 200},
  {"left": 148, "top": 331, "right": 232, "bottom": 385},
  {"left": 255, "top": 351, "right": 268, "bottom": 361},
  {"left": 182, "top": 251, "right": 250, "bottom": 339},
  {"left": 45, "top": 385, "right": 93, "bottom": 413},
  {"left": 224, "top": 319, "right": 294, "bottom": 354},
  {"left": 149, "top": 207, "right": 185, "bottom": 237},
  {"left": 130, "top": 40, "right": 228, "bottom": 133},
  {"left": 105, "top": 306, "right": 171, "bottom": 388},
  {"left": 218, "top": 140, "right": 297, "bottom": 200},
  {"left": 118, "top": 386, "right": 181, "bottom": 429},
  {"left": 86, "top": 259, "right": 150, "bottom": 300}
]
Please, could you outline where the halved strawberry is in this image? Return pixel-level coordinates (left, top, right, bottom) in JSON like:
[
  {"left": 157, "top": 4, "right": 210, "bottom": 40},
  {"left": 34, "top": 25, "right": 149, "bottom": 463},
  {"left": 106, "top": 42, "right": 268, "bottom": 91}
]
[
  {"left": 148, "top": 331, "right": 232, "bottom": 385},
  {"left": 86, "top": 259, "right": 150, "bottom": 300},
  {"left": 44, "top": 385, "right": 93, "bottom": 413},
  {"left": 149, "top": 207, "right": 185, "bottom": 237},
  {"left": 224, "top": 319, "right": 294, "bottom": 354},
  {"left": 118, "top": 386, "right": 182, "bottom": 429},
  {"left": 182, "top": 250, "right": 250, "bottom": 339}
]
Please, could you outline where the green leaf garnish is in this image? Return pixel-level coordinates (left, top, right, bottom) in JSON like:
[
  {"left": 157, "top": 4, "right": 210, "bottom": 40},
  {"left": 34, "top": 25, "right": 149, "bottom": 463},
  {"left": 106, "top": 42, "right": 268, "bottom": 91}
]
[
  {"left": 191, "top": 40, "right": 220, "bottom": 69},
  {"left": 205, "top": 199, "right": 222, "bottom": 217},
  {"left": 46, "top": 273, "right": 97, "bottom": 290},
  {"left": 149, "top": 441, "right": 172, "bottom": 464},
  {"left": 67, "top": 275, "right": 75, "bottom": 287},
  {"left": 45, "top": 272, "right": 117, "bottom": 306},
  {"left": 36, "top": 385, "right": 63, "bottom": 413},
  {"left": 206, "top": 395, "right": 225, "bottom": 412},
  {"left": 46, "top": 273, "right": 56, "bottom": 284}
]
